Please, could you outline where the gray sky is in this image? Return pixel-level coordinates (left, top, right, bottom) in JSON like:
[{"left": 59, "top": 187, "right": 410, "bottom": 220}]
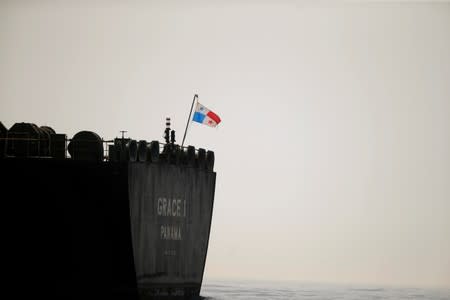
[{"left": 1, "top": 1, "right": 449, "bottom": 288}]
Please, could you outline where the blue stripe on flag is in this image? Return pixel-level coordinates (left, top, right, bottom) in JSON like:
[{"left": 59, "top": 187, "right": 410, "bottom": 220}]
[{"left": 193, "top": 112, "right": 206, "bottom": 123}]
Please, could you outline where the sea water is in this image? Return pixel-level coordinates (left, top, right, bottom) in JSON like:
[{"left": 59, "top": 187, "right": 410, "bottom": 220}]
[{"left": 200, "top": 280, "right": 450, "bottom": 300}]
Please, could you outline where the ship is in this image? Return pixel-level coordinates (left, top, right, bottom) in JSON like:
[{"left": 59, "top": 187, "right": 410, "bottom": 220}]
[{"left": 0, "top": 119, "right": 216, "bottom": 300}]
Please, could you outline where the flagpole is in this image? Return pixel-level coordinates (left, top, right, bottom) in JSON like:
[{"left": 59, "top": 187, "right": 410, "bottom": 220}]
[{"left": 181, "top": 94, "right": 198, "bottom": 148}]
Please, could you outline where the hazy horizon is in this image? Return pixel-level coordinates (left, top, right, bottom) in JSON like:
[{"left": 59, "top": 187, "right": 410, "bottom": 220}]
[{"left": 1, "top": 1, "right": 449, "bottom": 289}]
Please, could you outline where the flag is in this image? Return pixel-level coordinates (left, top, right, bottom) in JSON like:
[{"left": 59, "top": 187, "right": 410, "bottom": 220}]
[{"left": 192, "top": 102, "right": 221, "bottom": 127}]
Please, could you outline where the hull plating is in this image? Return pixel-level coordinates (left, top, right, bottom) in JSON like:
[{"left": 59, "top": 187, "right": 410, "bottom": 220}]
[{"left": 1, "top": 158, "right": 216, "bottom": 299}]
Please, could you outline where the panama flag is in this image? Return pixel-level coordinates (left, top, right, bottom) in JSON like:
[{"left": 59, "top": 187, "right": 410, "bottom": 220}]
[{"left": 192, "top": 102, "right": 221, "bottom": 127}]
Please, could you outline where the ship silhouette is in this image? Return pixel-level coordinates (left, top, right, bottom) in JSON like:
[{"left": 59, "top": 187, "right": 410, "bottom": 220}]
[{"left": 0, "top": 120, "right": 216, "bottom": 299}]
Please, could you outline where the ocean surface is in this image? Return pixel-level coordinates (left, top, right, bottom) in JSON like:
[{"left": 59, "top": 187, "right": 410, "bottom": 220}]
[{"left": 200, "top": 280, "right": 450, "bottom": 300}]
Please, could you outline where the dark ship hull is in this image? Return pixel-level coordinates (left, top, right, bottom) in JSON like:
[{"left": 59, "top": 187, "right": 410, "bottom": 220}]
[
  {"left": 0, "top": 122, "right": 216, "bottom": 299},
  {"left": 129, "top": 163, "right": 216, "bottom": 298}
]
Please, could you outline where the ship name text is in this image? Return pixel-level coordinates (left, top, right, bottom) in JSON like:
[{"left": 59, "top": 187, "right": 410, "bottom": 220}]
[
  {"left": 157, "top": 197, "right": 186, "bottom": 217},
  {"left": 157, "top": 197, "right": 186, "bottom": 241}
]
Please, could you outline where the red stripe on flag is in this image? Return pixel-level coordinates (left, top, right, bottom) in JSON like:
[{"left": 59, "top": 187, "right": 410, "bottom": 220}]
[{"left": 207, "top": 111, "right": 221, "bottom": 124}]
